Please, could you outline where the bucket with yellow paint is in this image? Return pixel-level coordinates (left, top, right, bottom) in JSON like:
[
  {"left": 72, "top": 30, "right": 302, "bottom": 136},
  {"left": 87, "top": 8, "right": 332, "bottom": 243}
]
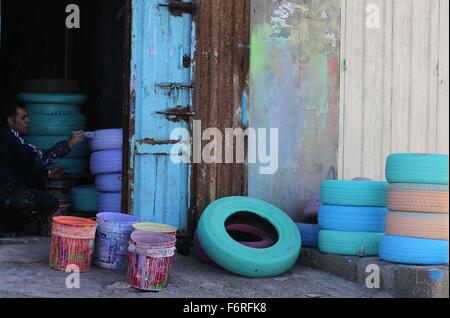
[{"left": 132, "top": 222, "right": 177, "bottom": 238}]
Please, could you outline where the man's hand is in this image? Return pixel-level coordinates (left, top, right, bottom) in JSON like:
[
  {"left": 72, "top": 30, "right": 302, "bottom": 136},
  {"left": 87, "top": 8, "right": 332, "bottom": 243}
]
[
  {"left": 68, "top": 131, "right": 85, "bottom": 149},
  {"left": 48, "top": 168, "right": 64, "bottom": 180}
]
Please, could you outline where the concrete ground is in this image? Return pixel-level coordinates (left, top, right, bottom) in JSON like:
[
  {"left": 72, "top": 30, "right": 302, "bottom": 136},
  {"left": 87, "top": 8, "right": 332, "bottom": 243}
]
[{"left": 0, "top": 238, "right": 392, "bottom": 298}]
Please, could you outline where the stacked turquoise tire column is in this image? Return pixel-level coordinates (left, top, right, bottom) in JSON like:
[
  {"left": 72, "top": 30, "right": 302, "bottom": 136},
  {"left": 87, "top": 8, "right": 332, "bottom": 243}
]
[
  {"left": 18, "top": 93, "right": 89, "bottom": 175},
  {"left": 318, "top": 180, "right": 388, "bottom": 257},
  {"left": 380, "top": 154, "right": 449, "bottom": 265}
]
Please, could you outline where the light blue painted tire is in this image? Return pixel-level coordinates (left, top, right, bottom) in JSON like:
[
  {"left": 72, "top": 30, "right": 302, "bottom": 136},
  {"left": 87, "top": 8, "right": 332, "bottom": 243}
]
[
  {"left": 318, "top": 230, "right": 384, "bottom": 257},
  {"left": 25, "top": 136, "right": 89, "bottom": 158},
  {"left": 88, "top": 129, "right": 123, "bottom": 152},
  {"left": 95, "top": 174, "right": 122, "bottom": 193},
  {"left": 198, "top": 197, "right": 301, "bottom": 278},
  {"left": 26, "top": 114, "right": 87, "bottom": 136},
  {"left": 71, "top": 185, "right": 99, "bottom": 212},
  {"left": 386, "top": 154, "right": 449, "bottom": 185},
  {"left": 26, "top": 103, "right": 82, "bottom": 115},
  {"left": 320, "top": 180, "right": 388, "bottom": 207},
  {"left": 17, "top": 92, "right": 88, "bottom": 104},
  {"left": 90, "top": 150, "right": 123, "bottom": 175},
  {"left": 319, "top": 205, "right": 388, "bottom": 232},
  {"left": 296, "top": 224, "right": 320, "bottom": 248},
  {"left": 379, "top": 235, "right": 449, "bottom": 265},
  {"left": 50, "top": 158, "right": 89, "bottom": 175},
  {"left": 98, "top": 192, "right": 122, "bottom": 213}
]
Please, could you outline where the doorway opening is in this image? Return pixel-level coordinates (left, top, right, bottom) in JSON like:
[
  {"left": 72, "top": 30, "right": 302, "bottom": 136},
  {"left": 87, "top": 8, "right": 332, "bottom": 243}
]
[{"left": 0, "top": 0, "right": 130, "bottom": 233}]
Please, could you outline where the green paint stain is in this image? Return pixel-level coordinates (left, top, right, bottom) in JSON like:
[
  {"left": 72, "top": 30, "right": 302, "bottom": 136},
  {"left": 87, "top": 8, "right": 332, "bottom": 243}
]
[{"left": 250, "top": 27, "right": 269, "bottom": 74}]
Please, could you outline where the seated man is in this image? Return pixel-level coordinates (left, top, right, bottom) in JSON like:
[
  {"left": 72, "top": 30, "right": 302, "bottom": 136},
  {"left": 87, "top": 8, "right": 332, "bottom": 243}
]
[{"left": 0, "top": 102, "right": 84, "bottom": 237}]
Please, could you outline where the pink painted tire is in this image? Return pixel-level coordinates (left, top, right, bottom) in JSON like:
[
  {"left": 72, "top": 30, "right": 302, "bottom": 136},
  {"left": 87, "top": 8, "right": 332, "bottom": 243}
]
[{"left": 194, "top": 224, "right": 275, "bottom": 267}]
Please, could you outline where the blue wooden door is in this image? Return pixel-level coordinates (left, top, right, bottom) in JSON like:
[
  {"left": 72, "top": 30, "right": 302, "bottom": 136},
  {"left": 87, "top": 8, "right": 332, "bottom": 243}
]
[{"left": 129, "top": 0, "right": 194, "bottom": 232}]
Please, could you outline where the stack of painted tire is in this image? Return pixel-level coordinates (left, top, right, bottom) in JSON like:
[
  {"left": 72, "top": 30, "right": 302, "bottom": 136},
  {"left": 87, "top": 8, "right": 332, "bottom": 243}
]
[
  {"left": 318, "top": 180, "right": 388, "bottom": 257},
  {"left": 18, "top": 92, "right": 89, "bottom": 175},
  {"left": 89, "top": 129, "right": 123, "bottom": 213},
  {"left": 297, "top": 193, "right": 321, "bottom": 248},
  {"left": 380, "top": 154, "right": 449, "bottom": 265},
  {"left": 71, "top": 185, "right": 100, "bottom": 214}
]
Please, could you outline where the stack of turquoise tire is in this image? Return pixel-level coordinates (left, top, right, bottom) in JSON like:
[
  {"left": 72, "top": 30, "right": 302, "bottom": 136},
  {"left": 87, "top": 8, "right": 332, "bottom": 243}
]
[
  {"left": 71, "top": 185, "right": 100, "bottom": 214},
  {"left": 18, "top": 92, "right": 89, "bottom": 175},
  {"left": 318, "top": 180, "right": 388, "bottom": 257},
  {"left": 380, "top": 154, "right": 449, "bottom": 265}
]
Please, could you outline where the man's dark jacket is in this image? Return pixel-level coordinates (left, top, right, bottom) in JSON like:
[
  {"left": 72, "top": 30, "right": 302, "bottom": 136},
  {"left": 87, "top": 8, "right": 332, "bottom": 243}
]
[{"left": 0, "top": 126, "right": 71, "bottom": 198}]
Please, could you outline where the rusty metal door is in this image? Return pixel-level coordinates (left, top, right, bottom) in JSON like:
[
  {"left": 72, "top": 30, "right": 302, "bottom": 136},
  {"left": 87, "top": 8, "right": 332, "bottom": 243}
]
[{"left": 127, "top": 0, "right": 195, "bottom": 232}]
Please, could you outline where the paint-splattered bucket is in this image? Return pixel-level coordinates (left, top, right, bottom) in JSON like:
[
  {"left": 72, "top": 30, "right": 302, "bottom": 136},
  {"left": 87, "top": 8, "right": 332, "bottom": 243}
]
[
  {"left": 94, "top": 213, "right": 138, "bottom": 270},
  {"left": 127, "top": 232, "right": 177, "bottom": 292},
  {"left": 132, "top": 222, "right": 177, "bottom": 237},
  {"left": 49, "top": 216, "right": 97, "bottom": 272}
]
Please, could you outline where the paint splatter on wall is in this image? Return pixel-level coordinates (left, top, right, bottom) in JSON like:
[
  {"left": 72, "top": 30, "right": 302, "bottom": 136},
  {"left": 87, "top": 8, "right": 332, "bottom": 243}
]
[{"left": 249, "top": 0, "right": 340, "bottom": 221}]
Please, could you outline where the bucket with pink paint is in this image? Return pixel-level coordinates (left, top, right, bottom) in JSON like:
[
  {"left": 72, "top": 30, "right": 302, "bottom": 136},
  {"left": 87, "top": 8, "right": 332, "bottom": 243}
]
[
  {"left": 132, "top": 222, "right": 177, "bottom": 237},
  {"left": 127, "top": 231, "right": 177, "bottom": 292}
]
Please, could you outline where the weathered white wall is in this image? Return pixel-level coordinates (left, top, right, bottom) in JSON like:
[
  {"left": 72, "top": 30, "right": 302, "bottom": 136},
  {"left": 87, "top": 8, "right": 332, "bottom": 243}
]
[{"left": 339, "top": 0, "right": 449, "bottom": 181}]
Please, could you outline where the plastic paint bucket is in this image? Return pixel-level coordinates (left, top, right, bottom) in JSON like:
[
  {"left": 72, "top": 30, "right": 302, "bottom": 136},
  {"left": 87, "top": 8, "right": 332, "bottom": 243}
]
[
  {"left": 132, "top": 222, "right": 177, "bottom": 237},
  {"left": 49, "top": 216, "right": 97, "bottom": 272},
  {"left": 94, "top": 213, "right": 138, "bottom": 270},
  {"left": 127, "top": 232, "right": 177, "bottom": 292}
]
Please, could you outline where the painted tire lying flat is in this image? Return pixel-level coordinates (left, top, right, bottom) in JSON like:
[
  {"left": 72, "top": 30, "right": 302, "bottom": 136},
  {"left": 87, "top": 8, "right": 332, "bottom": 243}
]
[
  {"left": 98, "top": 192, "right": 122, "bottom": 213},
  {"left": 380, "top": 235, "right": 449, "bottom": 265},
  {"left": 386, "top": 183, "right": 449, "bottom": 214},
  {"left": 21, "top": 79, "right": 80, "bottom": 94},
  {"left": 296, "top": 224, "right": 320, "bottom": 248},
  {"left": 194, "top": 224, "right": 275, "bottom": 267},
  {"left": 26, "top": 114, "right": 87, "bottom": 136},
  {"left": 50, "top": 158, "right": 89, "bottom": 175},
  {"left": 321, "top": 180, "right": 388, "bottom": 207},
  {"left": 95, "top": 174, "right": 122, "bottom": 193},
  {"left": 90, "top": 150, "right": 122, "bottom": 175},
  {"left": 89, "top": 129, "right": 123, "bottom": 152},
  {"left": 71, "top": 185, "right": 99, "bottom": 212},
  {"left": 26, "top": 103, "right": 82, "bottom": 115},
  {"left": 319, "top": 205, "right": 388, "bottom": 232},
  {"left": 386, "top": 212, "right": 449, "bottom": 240},
  {"left": 386, "top": 154, "right": 449, "bottom": 185},
  {"left": 318, "top": 230, "right": 384, "bottom": 257},
  {"left": 17, "top": 92, "right": 87, "bottom": 104},
  {"left": 197, "top": 196, "right": 301, "bottom": 278},
  {"left": 25, "top": 136, "right": 89, "bottom": 158}
]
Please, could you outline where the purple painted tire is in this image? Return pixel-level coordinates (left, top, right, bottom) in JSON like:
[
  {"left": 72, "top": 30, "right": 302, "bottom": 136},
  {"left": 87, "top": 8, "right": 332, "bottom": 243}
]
[
  {"left": 194, "top": 224, "right": 275, "bottom": 267},
  {"left": 95, "top": 174, "right": 122, "bottom": 193},
  {"left": 89, "top": 129, "right": 123, "bottom": 152},
  {"left": 303, "top": 193, "right": 321, "bottom": 217},
  {"left": 98, "top": 192, "right": 122, "bottom": 213},
  {"left": 90, "top": 150, "right": 122, "bottom": 176}
]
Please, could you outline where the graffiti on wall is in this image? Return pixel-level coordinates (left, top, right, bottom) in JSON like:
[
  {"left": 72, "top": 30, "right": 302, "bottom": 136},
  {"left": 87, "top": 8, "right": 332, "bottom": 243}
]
[{"left": 249, "top": 0, "right": 340, "bottom": 220}]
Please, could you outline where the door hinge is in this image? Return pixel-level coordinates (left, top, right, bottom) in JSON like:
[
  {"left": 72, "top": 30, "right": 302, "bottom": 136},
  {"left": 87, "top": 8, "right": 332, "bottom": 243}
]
[
  {"left": 156, "top": 82, "right": 193, "bottom": 90},
  {"left": 159, "top": 1, "right": 197, "bottom": 15}
]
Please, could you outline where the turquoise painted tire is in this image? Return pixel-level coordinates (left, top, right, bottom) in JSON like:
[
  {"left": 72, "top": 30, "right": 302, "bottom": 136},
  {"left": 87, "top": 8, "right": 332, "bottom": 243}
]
[
  {"left": 380, "top": 235, "right": 449, "bottom": 265},
  {"left": 25, "top": 136, "right": 89, "bottom": 158},
  {"left": 26, "top": 103, "right": 82, "bottom": 115},
  {"left": 197, "top": 197, "right": 301, "bottom": 278},
  {"left": 26, "top": 114, "right": 87, "bottom": 136},
  {"left": 71, "top": 185, "right": 99, "bottom": 212},
  {"left": 386, "top": 154, "right": 449, "bottom": 185},
  {"left": 17, "top": 92, "right": 88, "bottom": 104},
  {"left": 50, "top": 158, "right": 89, "bottom": 175},
  {"left": 319, "top": 205, "right": 388, "bottom": 232},
  {"left": 318, "top": 230, "right": 384, "bottom": 257},
  {"left": 320, "top": 180, "right": 388, "bottom": 207}
]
